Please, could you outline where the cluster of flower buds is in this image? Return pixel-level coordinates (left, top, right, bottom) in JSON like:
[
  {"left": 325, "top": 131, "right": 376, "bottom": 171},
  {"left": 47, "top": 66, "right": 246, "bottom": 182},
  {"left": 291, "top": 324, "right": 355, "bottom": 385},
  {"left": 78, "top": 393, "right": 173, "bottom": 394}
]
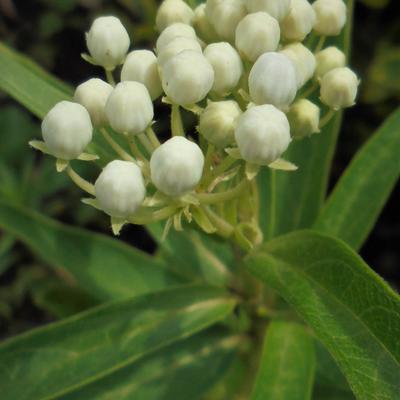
[{"left": 31, "top": 0, "right": 359, "bottom": 249}]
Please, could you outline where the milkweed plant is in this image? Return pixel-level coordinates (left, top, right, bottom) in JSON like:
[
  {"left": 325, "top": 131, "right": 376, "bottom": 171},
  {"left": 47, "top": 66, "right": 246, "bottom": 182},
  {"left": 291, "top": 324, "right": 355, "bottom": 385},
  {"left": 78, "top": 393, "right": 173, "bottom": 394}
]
[{"left": 0, "top": 0, "right": 399, "bottom": 399}]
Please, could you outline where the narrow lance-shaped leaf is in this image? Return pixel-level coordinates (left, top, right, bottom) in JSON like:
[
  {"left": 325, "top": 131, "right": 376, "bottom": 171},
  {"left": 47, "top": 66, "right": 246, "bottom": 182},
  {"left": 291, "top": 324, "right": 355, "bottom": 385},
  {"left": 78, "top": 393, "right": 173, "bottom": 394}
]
[
  {"left": 259, "top": 0, "right": 355, "bottom": 238},
  {"left": 246, "top": 230, "right": 400, "bottom": 400},
  {"left": 59, "top": 328, "right": 240, "bottom": 400},
  {"left": 251, "top": 321, "right": 315, "bottom": 400},
  {"left": 0, "top": 285, "right": 236, "bottom": 400},
  {"left": 314, "top": 107, "right": 400, "bottom": 250},
  {"left": 0, "top": 199, "right": 182, "bottom": 301}
]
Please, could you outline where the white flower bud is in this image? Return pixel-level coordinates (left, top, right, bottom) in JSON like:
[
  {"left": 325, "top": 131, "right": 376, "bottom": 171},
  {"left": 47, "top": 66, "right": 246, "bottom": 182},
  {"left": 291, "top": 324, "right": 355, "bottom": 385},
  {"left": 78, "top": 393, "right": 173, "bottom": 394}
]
[
  {"left": 161, "top": 50, "right": 214, "bottom": 106},
  {"left": 193, "top": 4, "right": 218, "bottom": 43},
  {"left": 86, "top": 16, "right": 130, "bottom": 70},
  {"left": 74, "top": 78, "right": 113, "bottom": 126},
  {"left": 205, "top": 0, "right": 247, "bottom": 41},
  {"left": 156, "top": 0, "right": 195, "bottom": 32},
  {"left": 249, "top": 52, "right": 297, "bottom": 110},
  {"left": 95, "top": 160, "right": 146, "bottom": 218},
  {"left": 41, "top": 101, "right": 93, "bottom": 160},
  {"left": 280, "top": 43, "right": 316, "bottom": 89},
  {"left": 245, "top": 0, "right": 292, "bottom": 21},
  {"left": 150, "top": 137, "right": 204, "bottom": 196},
  {"left": 156, "top": 23, "right": 197, "bottom": 53},
  {"left": 235, "top": 104, "right": 291, "bottom": 165},
  {"left": 105, "top": 82, "right": 154, "bottom": 135},
  {"left": 204, "top": 42, "right": 243, "bottom": 96},
  {"left": 157, "top": 36, "right": 202, "bottom": 66},
  {"left": 287, "top": 99, "right": 320, "bottom": 139},
  {"left": 199, "top": 100, "right": 242, "bottom": 148},
  {"left": 281, "top": 0, "right": 316, "bottom": 42},
  {"left": 121, "top": 50, "right": 163, "bottom": 100},
  {"left": 320, "top": 67, "right": 359, "bottom": 110},
  {"left": 315, "top": 46, "right": 346, "bottom": 79},
  {"left": 235, "top": 12, "right": 280, "bottom": 62},
  {"left": 312, "top": 0, "right": 347, "bottom": 36}
]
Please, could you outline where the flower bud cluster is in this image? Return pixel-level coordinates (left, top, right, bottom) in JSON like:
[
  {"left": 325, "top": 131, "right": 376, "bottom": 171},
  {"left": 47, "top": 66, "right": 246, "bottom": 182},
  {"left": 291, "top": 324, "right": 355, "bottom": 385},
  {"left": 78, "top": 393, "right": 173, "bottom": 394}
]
[{"left": 33, "top": 0, "right": 359, "bottom": 243}]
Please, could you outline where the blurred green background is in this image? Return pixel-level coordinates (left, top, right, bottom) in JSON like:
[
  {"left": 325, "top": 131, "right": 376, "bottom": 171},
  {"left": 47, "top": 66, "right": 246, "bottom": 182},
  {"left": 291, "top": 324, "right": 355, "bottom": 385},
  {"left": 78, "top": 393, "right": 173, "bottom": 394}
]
[{"left": 0, "top": 0, "right": 399, "bottom": 338}]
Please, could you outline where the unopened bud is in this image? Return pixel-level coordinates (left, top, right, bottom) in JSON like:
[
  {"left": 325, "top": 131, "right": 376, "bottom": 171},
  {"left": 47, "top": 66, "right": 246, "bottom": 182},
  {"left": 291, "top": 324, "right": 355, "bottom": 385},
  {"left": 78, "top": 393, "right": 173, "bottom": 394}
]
[
  {"left": 105, "top": 81, "right": 154, "bottom": 135},
  {"left": 158, "top": 36, "right": 202, "bottom": 66},
  {"left": 205, "top": 0, "right": 247, "bottom": 42},
  {"left": 288, "top": 99, "right": 320, "bottom": 139},
  {"left": 235, "top": 104, "right": 291, "bottom": 165},
  {"left": 280, "top": 43, "right": 316, "bottom": 89},
  {"left": 281, "top": 0, "right": 316, "bottom": 42},
  {"left": 193, "top": 4, "right": 218, "bottom": 42},
  {"left": 156, "top": 0, "right": 195, "bottom": 32},
  {"left": 161, "top": 50, "right": 214, "bottom": 105},
  {"left": 41, "top": 101, "right": 93, "bottom": 160},
  {"left": 95, "top": 160, "right": 146, "bottom": 218},
  {"left": 235, "top": 12, "right": 280, "bottom": 62},
  {"left": 320, "top": 67, "right": 359, "bottom": 110},
  {"left": 313, "top": 0, "right": 347, "bottom": 36},
  {"left": 74, "top": 78, "right": 113, "bottom": 126},
  {"left": 315, "top": 46, "right": 346, "bottom": 79},
  {"left": 204, "top": 42, "right": 243, "bottom": 96},
  {"left": 156, "top": 23, "right": 197, "bottom": 53},
  {"left": 245, "top": 0, "right": 292, "bottom": 21},
  {"left": 150, "top": 136, "right": 204, "bottom": 196},
  {"left": 86, "top": 16, "right": 130, "bottom": 70},
  {"left": 249, "top": 52, "right": 297, "bottom": 110},
  {"left": 199, "top": 100, "right": 242, "bottom": 148},
  {"left": 121, "top": 50, "right": 163, "bottom": 100}
]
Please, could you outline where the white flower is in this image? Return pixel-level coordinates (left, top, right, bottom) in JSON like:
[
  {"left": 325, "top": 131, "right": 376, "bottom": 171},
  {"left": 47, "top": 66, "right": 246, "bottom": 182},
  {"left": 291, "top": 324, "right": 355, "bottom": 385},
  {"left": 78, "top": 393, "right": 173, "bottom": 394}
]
[
  {"left": 281, "top": 0, "right": 316, "bottom": 42},
  {"left": 156, "top": 23, "right": 197, "bottom": 53},
  {"left": 235, "top": 104, "right": 291, "bottom": 165},
  {"left": 199, "top": 100, "right": 242, "bottom": 148},
  {"left": 245, "top": 0, "right": 292, "bottom": 21},
  {"left": 313, "top": 0, "right": 347, "bottom": 36},
  {"left": 74, "top": 78, "right": 113, "bottom": 126},
  {"left": 204, "top": 42, "right": 243, "bottom": 96},
  {"left": 150, "top": 136, "right": 204, "bottom": 196},
  {"left": 157, "top": 36, "right": 202, "bottom": 66},
  {"left": 287, "top": 99, "right": 320, "bottom": 139},
  {"left": 95, "top": 160, "right": 146, "bottom": 218},
  {"left": 280, "top": 43, "right": 316, "bottom": 89},
  {"left": 105, "top": 81, "right": 154, "bottom": 135},
  {"left": 315, "top": 46, "right": 346, "bottom": 79},
  {"left": 156, "top": 0, "right": 195, "bottom": 32},
  {"left": 41, "top": 101, "right": 93, "bottom": 160},
  {"left": 249, "top": 52, "right": 297, "bottom": 110},
  {"left": 86, "top": 16, "right": 130, "bottom": 70},
  {"left": 121, "top": 50, "right": 163, "bottom": 100},
  {"left": 205, "top": 0, "right": 247, "bottom": 41},
  {"left": 320, "top": 67, "right": 359, "bottom": 110},
  {"left": 161, "top": 50, "right": 214, "bottom": 105},
  {"left": 235, "top": 12, "right": 280, "bottom": 62},
  {"left": 193, "top": 3, "right": 218, "bottom": 42}
]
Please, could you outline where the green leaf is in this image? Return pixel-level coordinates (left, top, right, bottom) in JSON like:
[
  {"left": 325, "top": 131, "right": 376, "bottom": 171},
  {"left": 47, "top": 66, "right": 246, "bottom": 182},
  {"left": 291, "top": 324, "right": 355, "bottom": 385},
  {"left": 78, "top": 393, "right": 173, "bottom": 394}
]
[
  {"left": 0, "top": 285, "right": 236, "bottom": 400},
  {"left": 0, "top": 199, "right": 182, "bottom": 301},
  {"left": 259, "top": 0, "right": 354, "bottom": 238},
  {"left": 314, "top": 107, "right": 400, "bottom": 250},
  {"left": 246, "top": 230, "right": 400, "bottom": 400},
  {"left": 251, "top": 321, "right": 315, "bottom": 400},
  {"left": 59, "top": 329, "right": 239, "bottom": 400}
]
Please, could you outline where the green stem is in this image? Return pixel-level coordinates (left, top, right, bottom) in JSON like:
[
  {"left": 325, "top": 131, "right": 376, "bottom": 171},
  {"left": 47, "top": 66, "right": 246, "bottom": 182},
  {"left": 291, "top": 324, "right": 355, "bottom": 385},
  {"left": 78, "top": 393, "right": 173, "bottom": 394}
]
[
  {"left": 128, "top": 206, "right": 178, "bottom": 225},
  {"left": 300, "top": 82, "right": 318, "bottom": 99},
  {"left": 267, "top": 170, "right": 276, "bottom": 240},
  {"left": 197, "top": 179, "right": 248, "bottom": 205},
  {"left": 319, "top": 109, "right": 336, "bottom": 129},
  {"left": 203, "top": 155, "right": 238, "bottom": 187},
  {"left": 201, "top": 206, "right": 234, "bottom": 238},
  {"left": 138, "top": 132, "right": 154, "bottom": 154},
  {"left": 105, "top": 69, "right": 115, "bottom": 86},
  {"left": 66, "top": 166, "right": 95, "bottom": 196},
  {"left": 171, "top": 104, "right": 185, "bottom": 136},
  {"left": 146, "top": 126, "right": 161, "bottom": 148},
  {"left": 204, "top": 143, "right": 215, "bottom": 175},
  {"left": 100, "top": 128, "right": 134, "bottom": 161},
  {"left": 314, "top": 35, "right": 326, "bottom": 54},
  {"left": 128, "top": 138, "right": 147, "bottom": 162}
]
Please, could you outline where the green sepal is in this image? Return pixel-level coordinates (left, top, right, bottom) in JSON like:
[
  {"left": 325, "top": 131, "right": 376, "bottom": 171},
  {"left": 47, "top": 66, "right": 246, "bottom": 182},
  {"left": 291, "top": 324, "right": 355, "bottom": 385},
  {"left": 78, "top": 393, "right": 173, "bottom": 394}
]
[
  {"left": 111, "top": 217, "right": 126, "bottom": 236},
  {"left": 56, "top": 159, "right": 68, "bottom": 173},
  {"left": 268, "top": 158, "right": 298, "bottom": 171},
  {"left": 29, "top": 140, "right": 51, "bottom": 155},
  {"left": 191, "top": 207, "right": 217, "bottom": 234},
  {"left": 245, "top": 163, "right": 260, "bottom": 180}
]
